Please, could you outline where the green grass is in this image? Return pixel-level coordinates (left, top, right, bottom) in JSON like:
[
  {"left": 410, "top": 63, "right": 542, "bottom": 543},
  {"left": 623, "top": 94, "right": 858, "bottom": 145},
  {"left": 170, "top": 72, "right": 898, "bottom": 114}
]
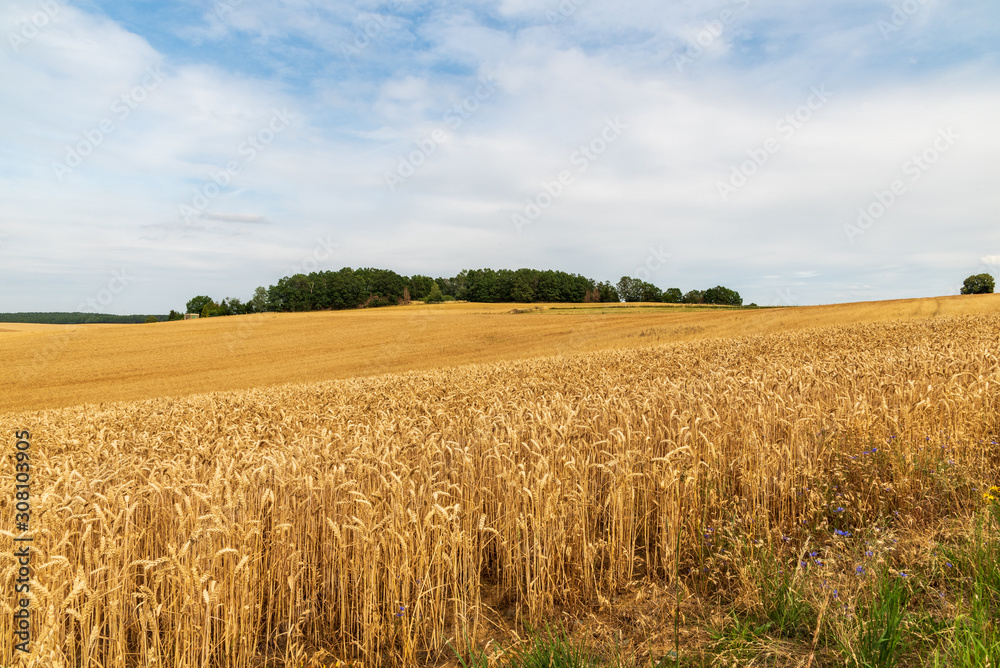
[
  {"left": 847, "top": 573, "right": 911, "bottom": 668},
  {"left": 450, "top": 489, "right": 1000, "bottom": 668},
  {"left": 506, "top": 627, "right": 595, "bottom": 668}
]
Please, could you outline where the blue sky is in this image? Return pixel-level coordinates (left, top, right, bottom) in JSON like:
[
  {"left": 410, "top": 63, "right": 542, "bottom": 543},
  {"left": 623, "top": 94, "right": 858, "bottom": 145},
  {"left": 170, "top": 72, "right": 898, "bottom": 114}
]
[{"left": 1, "top": 0, "right": 998, "bottom": 312}]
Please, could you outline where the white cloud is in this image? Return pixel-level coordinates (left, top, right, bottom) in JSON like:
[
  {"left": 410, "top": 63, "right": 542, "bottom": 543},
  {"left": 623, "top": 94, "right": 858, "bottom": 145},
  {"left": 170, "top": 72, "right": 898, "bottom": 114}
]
[{"left": 0, "top": 0, "right": 998, "bottom": 312}]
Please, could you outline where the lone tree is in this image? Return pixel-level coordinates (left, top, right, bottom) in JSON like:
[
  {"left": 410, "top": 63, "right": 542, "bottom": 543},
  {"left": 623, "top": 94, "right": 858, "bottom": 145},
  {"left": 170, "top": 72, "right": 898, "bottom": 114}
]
[
  {"left": 961, "top": 273, "right": 995, "bottom": 295},
  {"left": 186, "top": 295, "right": 214, "bottom": 314}
]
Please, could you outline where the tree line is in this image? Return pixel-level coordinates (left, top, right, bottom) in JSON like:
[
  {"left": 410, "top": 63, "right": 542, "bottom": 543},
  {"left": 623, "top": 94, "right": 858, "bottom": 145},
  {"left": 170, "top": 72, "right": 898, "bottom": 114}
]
[
  {"left": 0, "top": 312, "right": 167, "bottom": 325},
  {"left": 173, "top": 267, "right": 744, "bottom": 318}
]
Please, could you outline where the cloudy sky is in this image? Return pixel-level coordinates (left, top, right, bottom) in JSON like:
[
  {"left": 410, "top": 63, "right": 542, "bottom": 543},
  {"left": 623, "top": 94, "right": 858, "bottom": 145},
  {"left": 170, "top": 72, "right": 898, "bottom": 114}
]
[{"left": 1, "top": 0, "right": 997, "bottom": 312}]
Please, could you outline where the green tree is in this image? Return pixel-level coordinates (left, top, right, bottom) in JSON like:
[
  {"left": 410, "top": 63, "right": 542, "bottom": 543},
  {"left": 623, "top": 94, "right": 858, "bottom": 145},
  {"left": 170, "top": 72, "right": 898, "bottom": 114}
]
[
  {"left": 961, "top": 273, "right": 995, "bottom": 295},
  {"left": 426, "top": 282, "right": 445, "bottom": 303},
  {"left": 223, "top": 297, "right": 246, "bottom": 315},
  {"left": 249, "top": 286, "right": 269, "bottom": 313},
  {"left": 617, "top": 276, "right": 664, "bottom": 302},
  {"left": 511, "top": 274, "right": 535, "bottom": 302},
  {"left": 616, "top": 276, "right": 641, "bottom": 302},
  {"left": 200, "top": 300, "right": 221, "bottom": 318},
  {"left": 681, "top": 290, "right": 705, "bottom": 304},
  {"left": 144, "top": 315, "right": 159, "bottom": 324},
  {"left": 638, "top": 281, "right": 662, "bottom": 302},
  {"left": 704, "top": 285, "right": 743, "bottom": 306},
  {"left": 167, "top": 310, "right": 184, "bottom": 321},
  {"left": 596, "top": 281, "right": 620, "bottom": 302},
  {"left": 409, "top": 275, "right": 435, "bottom": 300},
  {"left": 661, "top": 288, "right": 682, "bottom": 303},
  {"left": 186, "top": 295, "right": 213, "bottom": 314}
]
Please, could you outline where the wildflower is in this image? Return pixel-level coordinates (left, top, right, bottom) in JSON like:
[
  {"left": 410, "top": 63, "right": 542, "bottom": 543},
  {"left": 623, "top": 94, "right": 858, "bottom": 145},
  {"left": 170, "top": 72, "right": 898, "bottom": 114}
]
[
  {"left": 946, "top": 562, "right": 953, "bottom": 568},
  {"left": 834, "top": 529, "right": 851, "bottom": 537},
  {"left": 866, "top": 551, "right": 874, "bottom": 557},
  {"left": 834, "top": 507, "right": 845, "bottom": 513},
  {"left": 855, "top": 565, "right": 865, "bottom": 575}
]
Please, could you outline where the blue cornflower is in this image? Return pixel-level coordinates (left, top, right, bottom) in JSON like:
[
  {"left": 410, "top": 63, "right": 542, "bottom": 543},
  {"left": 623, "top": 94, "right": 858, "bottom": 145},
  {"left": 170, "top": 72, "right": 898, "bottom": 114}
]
[
  {"left": 855, "top": 565, "right": 865, "bottom": 575},
  {"left": 834, "top": 507, "right": 845, "bottom": 513},
  {"left": 834, "top": 529, "right": 851, "bottom": 537}
]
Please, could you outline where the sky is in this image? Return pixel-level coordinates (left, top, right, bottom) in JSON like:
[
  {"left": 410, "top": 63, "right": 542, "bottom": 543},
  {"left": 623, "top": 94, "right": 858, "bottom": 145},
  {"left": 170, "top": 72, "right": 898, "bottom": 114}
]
[{"left": 1, "top": 0, "right": 998, "bottom": 313}]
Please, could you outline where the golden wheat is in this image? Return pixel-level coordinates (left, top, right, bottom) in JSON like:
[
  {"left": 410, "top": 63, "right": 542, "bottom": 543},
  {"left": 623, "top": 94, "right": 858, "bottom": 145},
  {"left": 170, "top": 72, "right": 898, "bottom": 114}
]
[
  {"left": 3, "top": 293, "right": 999, "bottom": 413},
  {"left": 1, "top": 314, "right": 998, "bottom": 666}
]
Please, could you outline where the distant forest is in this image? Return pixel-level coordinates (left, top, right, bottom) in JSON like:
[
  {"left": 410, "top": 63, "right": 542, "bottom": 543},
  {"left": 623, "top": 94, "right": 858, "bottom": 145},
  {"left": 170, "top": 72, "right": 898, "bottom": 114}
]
[
  {"left": 0, "top": 270, "right": 744, "bottom": 325},
  {"left": 0, "top": 312, "right": 166, "bottom": 325},
  {"left": 180, "top": 267, "right": 743, "bottom": 319}
]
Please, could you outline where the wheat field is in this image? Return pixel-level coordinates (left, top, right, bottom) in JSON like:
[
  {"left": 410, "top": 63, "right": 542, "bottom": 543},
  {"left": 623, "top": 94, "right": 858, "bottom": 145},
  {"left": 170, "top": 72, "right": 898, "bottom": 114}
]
[
  {"left": 2, "top": 309, "right": 998, "bottom": 666},
  {"left": 3, "top": 294, "right": 999, "bottom": 413}
]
